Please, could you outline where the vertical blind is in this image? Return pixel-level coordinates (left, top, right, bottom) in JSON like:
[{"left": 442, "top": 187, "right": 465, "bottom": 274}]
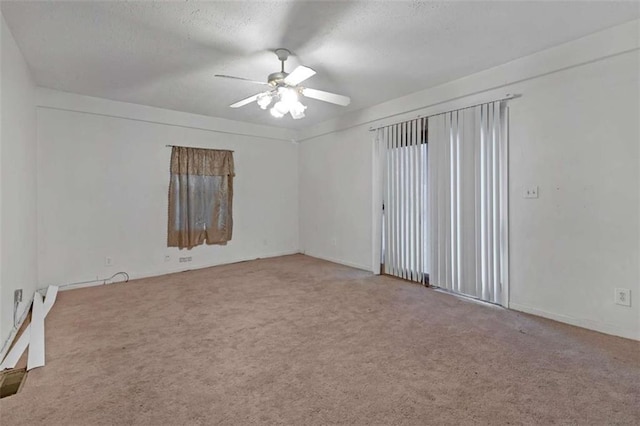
[
  {"left": 428, "top": 101, "right": 508, "bottom": 304},
  {"left": 378, "top": 100, "right": 508, "bottom": 305},
  {"left": 379, "top": 118, "right": 429, "bottom": 284}
]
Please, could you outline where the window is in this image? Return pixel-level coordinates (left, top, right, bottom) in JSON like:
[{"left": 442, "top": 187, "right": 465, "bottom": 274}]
[{"left": 167, "top": 146, "right": 234, "bottom": 249}]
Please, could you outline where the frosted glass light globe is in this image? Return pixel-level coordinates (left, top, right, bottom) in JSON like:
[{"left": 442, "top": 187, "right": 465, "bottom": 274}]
[{"left": 270, "top": 107, "right": 284, "bottom": 118}]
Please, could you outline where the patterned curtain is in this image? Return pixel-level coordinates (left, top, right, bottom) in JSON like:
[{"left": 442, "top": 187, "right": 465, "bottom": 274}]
[{"left": 167, "top": 146, "right": 234, "bottom": 249}]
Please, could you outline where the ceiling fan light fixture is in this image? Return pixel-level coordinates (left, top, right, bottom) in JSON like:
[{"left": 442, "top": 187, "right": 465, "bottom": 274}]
[
  {"left": 257, "top": 93, "right": 272, "bottom": 110},
  {"left": 278, "top": 87, "right": 298, "bottom": 104},
  {"left": 290, "top": 101, "right": 307, "bottom": 120},
  {"left": 270, "top": 107, "right": 285, "bottom": 118},
  {"left": 273, "top": 100, "right": 290, "bottom": 115}
]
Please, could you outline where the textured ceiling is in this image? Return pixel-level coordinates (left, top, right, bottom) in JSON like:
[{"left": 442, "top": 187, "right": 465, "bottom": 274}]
[{"left": 2, "top": 1, "right": 638, "bottom": 129}]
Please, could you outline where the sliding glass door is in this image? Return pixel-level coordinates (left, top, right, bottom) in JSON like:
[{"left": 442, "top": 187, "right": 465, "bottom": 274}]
[
  {"left": 428, "top": 101, "right": 508, "bottom": 305},
  {"left": 380, "top": 118, "right": 429, "bottom": 285},
  {"left": 378, "top": 101, "right": 508, "bottom": 306}
]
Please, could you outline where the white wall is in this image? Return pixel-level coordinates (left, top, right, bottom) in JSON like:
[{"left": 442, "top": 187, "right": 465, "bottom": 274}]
[
  {"left": 299, "top": 125, "right": 373, "bottom": 271},
  {"left": 0, "top": 13, "right": 38, "bottom": 356},
  {"left": 298, "top": 20, "right": 640, "bottom": 340},
  {"left": 36, "top": 90, "right": 299, "bottom": 286},
  {"left": 506, "top": 51, "right": 638, "bottom": 340}
]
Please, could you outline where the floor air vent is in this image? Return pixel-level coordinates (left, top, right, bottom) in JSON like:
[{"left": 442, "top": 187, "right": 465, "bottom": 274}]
[{"left": 0, "top": 368, "right": 27, "bottom": 398}]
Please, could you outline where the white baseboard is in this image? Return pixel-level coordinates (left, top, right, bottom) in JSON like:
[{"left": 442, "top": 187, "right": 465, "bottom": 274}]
[
  {"left": 128, "top": 250, "right": 302, "bottom": 281},
  {"left": 0, "top": 293, "right": 34, "bottom": 363},
  {"left": 56, "top": 250, "right": 301, "bottom": 292},
  {"left": 302, "top": 251, "right": 372, "bottom": 272},
  {"left": 509, "top": 303, "right": 639, "bottom": 341}
]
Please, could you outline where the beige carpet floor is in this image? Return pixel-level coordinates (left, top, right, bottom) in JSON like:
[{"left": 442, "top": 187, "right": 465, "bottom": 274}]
[{"left": 1, "top": 254, "right": 638, "bottom": 425}]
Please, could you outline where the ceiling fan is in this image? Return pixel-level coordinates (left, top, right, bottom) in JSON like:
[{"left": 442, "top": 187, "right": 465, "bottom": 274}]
[{"left": 214, "top": 48, "right": 350, "bottom": 120}]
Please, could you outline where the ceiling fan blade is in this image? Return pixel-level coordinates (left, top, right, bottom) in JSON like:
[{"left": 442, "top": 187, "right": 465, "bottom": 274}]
[
  {"left": 284, "top": 65, "right": 316, "bottom": 86},
  {"left": 301, "top": 88, "right": 351, "bottom": 106},
  {"left": 214, "top": 75, "right": 269, "bottom": 85},
  {"left": 230, "top": 93, "right": 261, "bottom": 108}
]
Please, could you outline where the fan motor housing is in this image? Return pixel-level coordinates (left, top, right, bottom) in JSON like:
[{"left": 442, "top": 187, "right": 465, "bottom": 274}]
[{"left": 268, "top": 71, "right": 288, "bottom": 86}]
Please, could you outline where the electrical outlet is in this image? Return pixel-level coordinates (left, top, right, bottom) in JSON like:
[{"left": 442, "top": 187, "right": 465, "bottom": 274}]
[
  {"left": 179, "top": 256, "right": 192, "bottom": 263},
  {"left": 524, "top": 186, "right": 539, "bottom": 199},
  {"left": 614, "top": 288, "right": 631, "bottom": 307},
  {"left": 105, "top": 256, "right": 113, "bottom": 267},
  {"left": 14, "top": 289, "right": 22, "bottom": 304}
]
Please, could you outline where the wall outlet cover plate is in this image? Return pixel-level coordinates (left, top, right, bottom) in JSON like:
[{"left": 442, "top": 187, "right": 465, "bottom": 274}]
[{"left": 614, "top": 288, "right": 631, "bottom": 307}]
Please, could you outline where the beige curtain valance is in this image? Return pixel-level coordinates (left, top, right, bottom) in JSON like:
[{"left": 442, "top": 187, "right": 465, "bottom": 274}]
[{"left": 170, "top": 146, "right": 235, "bottom": 176}]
